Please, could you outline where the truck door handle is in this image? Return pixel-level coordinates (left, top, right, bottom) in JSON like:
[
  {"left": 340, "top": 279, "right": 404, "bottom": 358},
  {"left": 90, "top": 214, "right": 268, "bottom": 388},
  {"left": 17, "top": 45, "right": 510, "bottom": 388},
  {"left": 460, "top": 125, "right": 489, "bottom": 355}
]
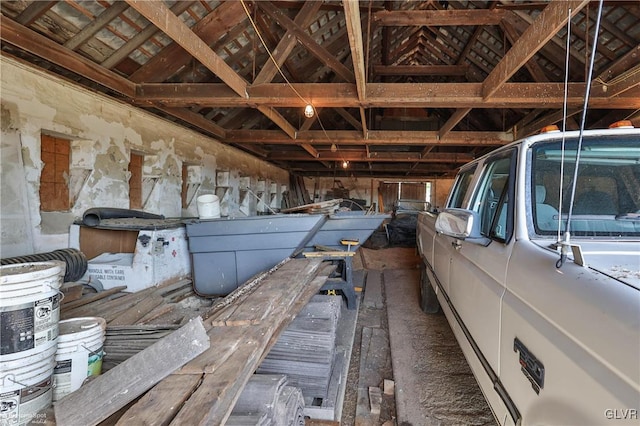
[{"left": 451, "top": 240, "right": 462, "bottom": 250}]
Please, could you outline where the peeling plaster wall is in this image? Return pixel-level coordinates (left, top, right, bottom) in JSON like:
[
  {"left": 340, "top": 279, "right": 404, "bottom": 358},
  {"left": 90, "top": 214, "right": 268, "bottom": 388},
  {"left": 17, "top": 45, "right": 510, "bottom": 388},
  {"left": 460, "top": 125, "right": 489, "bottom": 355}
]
[{"left": 1, "top": 57, "right": 289, "bottom": 255}]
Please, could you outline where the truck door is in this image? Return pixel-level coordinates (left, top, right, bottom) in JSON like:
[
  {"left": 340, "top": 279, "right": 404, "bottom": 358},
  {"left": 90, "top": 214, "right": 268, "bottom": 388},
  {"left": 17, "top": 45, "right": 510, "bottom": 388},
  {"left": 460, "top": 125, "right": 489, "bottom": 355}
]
[
  {"left": 428, "top": 165, "right": 477, "bottom": 295},
  {"left": 448, "top": 149, "right": 516, "bottom": 374}
]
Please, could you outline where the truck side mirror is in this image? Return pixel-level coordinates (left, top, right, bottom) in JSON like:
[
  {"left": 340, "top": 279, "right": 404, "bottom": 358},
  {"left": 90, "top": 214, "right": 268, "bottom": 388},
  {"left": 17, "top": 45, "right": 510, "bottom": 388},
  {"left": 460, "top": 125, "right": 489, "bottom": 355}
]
[{"left": 435, "top": 208, "right": 491, "bottom": 246}]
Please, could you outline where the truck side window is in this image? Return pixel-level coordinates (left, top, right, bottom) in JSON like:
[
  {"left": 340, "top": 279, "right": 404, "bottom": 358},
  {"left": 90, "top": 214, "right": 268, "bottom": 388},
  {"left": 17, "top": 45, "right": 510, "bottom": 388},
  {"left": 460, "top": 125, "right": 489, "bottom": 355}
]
[
  {"left": 448, "top": 167, "right": 476, "bottom": 208},
  {"left": 472, "top": 151, "right": 515, "bottom": 243}
]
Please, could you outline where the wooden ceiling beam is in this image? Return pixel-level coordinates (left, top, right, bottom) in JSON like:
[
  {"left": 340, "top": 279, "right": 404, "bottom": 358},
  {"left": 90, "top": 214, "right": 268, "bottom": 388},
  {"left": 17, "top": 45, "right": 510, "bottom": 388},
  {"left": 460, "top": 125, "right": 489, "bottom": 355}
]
[
  {"left": 514, "top": 109, "right": 582, "bottom": 139},
  {"left": 253, "top": 1, "right": 322, "bottom": 85},
  {"left": 300, "top": 143, "right": 320, "bottom": 158},
  {"left": 597, "top": 44, "right": 640, "bottom": 81},
  {"left": 343, "top": 0, "right": 368, "bottom": 139},
  {"left": 256, "top": 106, "right": 296, "bottom": 139},
  {"left": 0, "top": 15, "right": 135, "bottom": 97},
  {"left": 15, "top": 1, "right": 57, "bottom": 26},
  {"left": 125, "top": 0, "right": 248, "bottom": 98},
  {"left": 128, "top": 1, "right": 246, "bottom": 83},
  {"left": 483, "top": 0, "right": 589, "bottom": 99},
  {"left": 257, "top": 1, "right": 355, "bottom": 83},
  {"left": 373, "top": 9, "right": 508, "bottom": 26},
  {"left": 227, "top": 130, "right": 512, "bottom": 145},
  {"left": 268, "top": 151, "right": 474, "bottom": 163},
  {"left": 374, "top": 65, "right": 468, "bottom": 76},
  {"left": 135, "top": 82, "right": 640, "bottom": 109},
  {"left": 499, "top": 19, "right": 549, "bottom": 82},
  {"left": 439, "top": 108, "right": 472, "bottom": 138},
  {"left": 607, "top": 64, "right": 640, "bottom": 97},
  {"left": 335, "top": 108, "right": 363, "bottom": 131}
]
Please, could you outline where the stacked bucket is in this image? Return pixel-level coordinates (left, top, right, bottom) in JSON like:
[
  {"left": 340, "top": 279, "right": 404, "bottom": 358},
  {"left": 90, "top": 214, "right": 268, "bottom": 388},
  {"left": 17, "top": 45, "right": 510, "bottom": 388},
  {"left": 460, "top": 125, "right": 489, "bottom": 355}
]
[{"left": 0, "top": 261, "right": 106, "bottom": 425}]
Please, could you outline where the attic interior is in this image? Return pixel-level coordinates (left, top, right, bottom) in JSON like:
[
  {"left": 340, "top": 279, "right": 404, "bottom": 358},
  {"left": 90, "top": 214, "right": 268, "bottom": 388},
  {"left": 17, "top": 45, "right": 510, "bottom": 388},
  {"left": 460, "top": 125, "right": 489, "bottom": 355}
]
[{"left": 0, "top": 1, "right": 639, "bottom": 425}]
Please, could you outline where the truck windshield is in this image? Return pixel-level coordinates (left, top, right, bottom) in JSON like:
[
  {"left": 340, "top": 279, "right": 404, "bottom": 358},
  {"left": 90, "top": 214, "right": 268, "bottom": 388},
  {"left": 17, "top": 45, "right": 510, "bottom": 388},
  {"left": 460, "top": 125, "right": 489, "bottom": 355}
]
[{"left": 531, "top": 135, "right": 640, "bottom": 237}]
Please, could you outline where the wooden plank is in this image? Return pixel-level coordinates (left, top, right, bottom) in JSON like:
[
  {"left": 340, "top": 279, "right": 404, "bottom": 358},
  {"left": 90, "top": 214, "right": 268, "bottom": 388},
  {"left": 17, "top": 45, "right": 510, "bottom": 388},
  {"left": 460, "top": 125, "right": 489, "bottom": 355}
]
[
  {"left": 135, "top": 303, "right": 175, "bottom": 325},
  {"left": 256, "top": 105, "right": 296, "bottom": 139},
  {"left": 170, "top": 259, "right": 326, "bottom": 424},
  {"left": 63, "top": 287, "right": 156, "bottom": 320},
  {"left": 60, "top": 286, "right": 127, "bottom": 312},
  {"left": 373, "top": 9, "right": 507, "bottom": 26},
  {"left": 54, "top": 317, "right": 210, "bottom": 426},
  {"left": 373, "top": 64, "right": 468, "bottom": 76},
  {"left": 135, "top": 81, "right": 640, "bottom": 109},
  {"left": 126, "top": 0, "right": 247, "bottom": 97},
  {"left": 115, "top": 374, "right": 202, "bottom": 426},
  {"left": 344, "top": 0, "right": 367, "bottom": 102},
  {"left": 108, "top": 294, "right": 164, "bottom": 326},
  {"left": 15, "top": 1, "right": 57, "bottom": 25},
  {"left": 363, "top": 271, "right": 383, "bottom": 309},
  {"left": 483, "top": 0, "right": 589, "bottom": 99}
]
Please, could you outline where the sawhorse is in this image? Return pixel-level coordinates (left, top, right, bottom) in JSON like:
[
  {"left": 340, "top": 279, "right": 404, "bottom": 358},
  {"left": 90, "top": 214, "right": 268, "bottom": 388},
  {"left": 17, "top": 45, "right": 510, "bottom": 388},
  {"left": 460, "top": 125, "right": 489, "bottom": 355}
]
[{"left": 302, "top": 239, "right": 359, "bottom": 309}]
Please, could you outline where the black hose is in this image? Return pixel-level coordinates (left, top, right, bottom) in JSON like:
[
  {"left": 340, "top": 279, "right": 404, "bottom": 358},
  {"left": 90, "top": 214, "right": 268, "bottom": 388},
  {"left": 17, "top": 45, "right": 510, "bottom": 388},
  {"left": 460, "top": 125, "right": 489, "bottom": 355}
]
[
  {"left": 1, "top": 248, "right": 88, "bottom": 282},
  {"left": 82, "top": 207, "right": 164, "bottom": 227}
]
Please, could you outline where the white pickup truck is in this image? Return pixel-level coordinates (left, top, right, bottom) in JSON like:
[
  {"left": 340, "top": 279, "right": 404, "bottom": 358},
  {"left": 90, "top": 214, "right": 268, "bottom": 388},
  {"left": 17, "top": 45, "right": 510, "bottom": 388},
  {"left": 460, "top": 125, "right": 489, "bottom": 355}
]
[{"left": 416, "top": 125, "right": 640, "bottom": 425}]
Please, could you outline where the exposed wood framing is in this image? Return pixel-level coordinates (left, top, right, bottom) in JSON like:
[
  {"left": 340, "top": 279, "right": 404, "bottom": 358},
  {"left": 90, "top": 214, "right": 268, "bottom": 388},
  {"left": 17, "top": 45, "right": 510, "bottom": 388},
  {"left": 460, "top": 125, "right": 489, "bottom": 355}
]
[
  {"left": 483, "top": 0, "right": 589, "bottom": 99},
  {"left": 374, "top": 9, "right": 508, "bottom": 26},
  {"left": 125, "top": 0, "right": 248, "bottom": 98}
]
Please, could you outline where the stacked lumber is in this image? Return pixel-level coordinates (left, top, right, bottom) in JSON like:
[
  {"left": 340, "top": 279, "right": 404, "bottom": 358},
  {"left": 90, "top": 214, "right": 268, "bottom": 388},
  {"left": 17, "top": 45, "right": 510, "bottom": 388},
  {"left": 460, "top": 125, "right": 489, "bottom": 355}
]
[
  {"left": 60, "top": 278, "right": 207, "bottom": 326},
  {"left": 281, "top": 199, "right": 342, "bottom": 214},
  {"left": 109, "top": 258, "right": 334, "bottom": 425},
  {"left": 227, "top": 374, "right": 305, "bottom": 425},
  {"left": 102, "top": 325, "right": 179, "bottom": 371},
  {"left": 257, "top": 295, "right": 342, "bottom": 399}
]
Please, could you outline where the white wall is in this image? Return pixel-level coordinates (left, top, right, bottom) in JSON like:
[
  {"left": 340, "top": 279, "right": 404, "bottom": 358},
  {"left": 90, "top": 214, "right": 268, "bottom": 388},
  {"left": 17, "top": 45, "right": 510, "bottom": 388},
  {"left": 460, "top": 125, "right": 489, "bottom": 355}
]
[{"left": 0, "top": 57, "right": 289, "bottom": 256}]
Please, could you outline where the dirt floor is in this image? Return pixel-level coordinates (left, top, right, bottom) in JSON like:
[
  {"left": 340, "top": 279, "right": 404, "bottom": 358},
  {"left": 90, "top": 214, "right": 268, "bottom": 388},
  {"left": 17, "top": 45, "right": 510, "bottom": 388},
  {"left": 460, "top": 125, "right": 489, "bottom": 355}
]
[{"left": 340, "top": 247, "right": 495, "bottom": 426}]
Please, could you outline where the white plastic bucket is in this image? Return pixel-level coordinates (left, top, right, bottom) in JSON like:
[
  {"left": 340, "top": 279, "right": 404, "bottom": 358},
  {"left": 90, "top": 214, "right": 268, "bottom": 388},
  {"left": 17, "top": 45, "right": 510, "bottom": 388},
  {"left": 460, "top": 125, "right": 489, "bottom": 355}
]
[
  {"left": 0, "top": 262, "right": 63, "bottom": 362},
  {"left": 197, "top": 194, "right": 221, "bottom": 219},
  {"left": 52, "top": 317, "right": 106, "bottom": 401},
  {"left": 0, "top": 343, "right": 56, "bottom": 425}
]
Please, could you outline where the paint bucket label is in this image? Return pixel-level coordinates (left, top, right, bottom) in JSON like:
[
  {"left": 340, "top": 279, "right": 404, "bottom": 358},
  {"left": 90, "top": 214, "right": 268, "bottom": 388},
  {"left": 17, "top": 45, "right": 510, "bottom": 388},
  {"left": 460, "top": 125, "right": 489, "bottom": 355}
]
[
  {"left": 0, "top": 376, "right": 52, "bottom": 425},
  {"left": 0, "top": 294, "right": 60, "bottom": 357},
  {"left": 53, "top": 347, "right": 104, "bottom": 401},
  {"left": 53, "top": 317, "right": 106, "bottom": 401}
]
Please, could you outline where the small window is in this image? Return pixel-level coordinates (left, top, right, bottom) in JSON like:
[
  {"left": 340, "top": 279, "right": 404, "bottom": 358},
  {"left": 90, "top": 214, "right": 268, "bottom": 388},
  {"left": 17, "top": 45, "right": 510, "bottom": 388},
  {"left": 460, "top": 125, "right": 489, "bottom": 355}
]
[
  {"left": 448, "top": 166, "right": 476, "bottom": 209},
  {"left": 471, "top": 151, "right": 515, "bottom": 243},
  {"left": 40, "top": 135, "right": 70, "bottom": 211}
]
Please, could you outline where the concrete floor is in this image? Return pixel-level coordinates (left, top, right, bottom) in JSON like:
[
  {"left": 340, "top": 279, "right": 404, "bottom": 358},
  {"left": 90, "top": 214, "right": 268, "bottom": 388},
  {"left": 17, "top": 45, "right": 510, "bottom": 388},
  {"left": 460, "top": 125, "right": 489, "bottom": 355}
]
[{"left": 340, "top": 247, "right": 495, "bottom": 426}]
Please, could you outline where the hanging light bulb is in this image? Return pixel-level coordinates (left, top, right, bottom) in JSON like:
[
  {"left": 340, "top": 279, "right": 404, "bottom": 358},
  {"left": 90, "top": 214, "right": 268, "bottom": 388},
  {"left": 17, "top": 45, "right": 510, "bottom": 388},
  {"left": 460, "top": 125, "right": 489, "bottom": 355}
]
[
  {"left": 342, "top": 160, "right": 349, "bottom": 169},
  {"left": 304, "top": 104, "right": 314, "bottom": 118},
  {"left": 330, "top": 143, "right": 337, "bottom": 152}
]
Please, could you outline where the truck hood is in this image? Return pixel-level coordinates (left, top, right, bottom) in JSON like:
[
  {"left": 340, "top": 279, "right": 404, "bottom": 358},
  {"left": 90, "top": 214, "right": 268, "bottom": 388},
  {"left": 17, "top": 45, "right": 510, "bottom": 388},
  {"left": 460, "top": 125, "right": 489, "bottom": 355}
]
[{"left": 577, "top": 240, "right": 640, "bottom": 290}]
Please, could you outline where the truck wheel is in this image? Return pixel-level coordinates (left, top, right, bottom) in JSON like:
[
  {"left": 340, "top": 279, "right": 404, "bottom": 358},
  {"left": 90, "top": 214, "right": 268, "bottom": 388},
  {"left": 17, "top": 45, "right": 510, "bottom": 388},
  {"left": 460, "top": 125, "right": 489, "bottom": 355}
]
[{"left": 419, "top": 262, "right": 440, "bottom": 314}]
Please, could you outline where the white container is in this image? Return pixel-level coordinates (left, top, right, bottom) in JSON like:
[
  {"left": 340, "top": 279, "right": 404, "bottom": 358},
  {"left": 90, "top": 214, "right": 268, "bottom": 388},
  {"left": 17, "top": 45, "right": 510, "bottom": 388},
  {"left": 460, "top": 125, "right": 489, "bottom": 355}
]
[
  {"left": 197, "top": 194, "right": 221, "bottom": 219},
  {"left": 52, "top": 317, "right": 106, "bottom": 401},
  {"left": 0, "top": 343, "right": 56, "bottom": 425},
  {"left": 0, "top": 262, "right": 63, "bottom": 362}
]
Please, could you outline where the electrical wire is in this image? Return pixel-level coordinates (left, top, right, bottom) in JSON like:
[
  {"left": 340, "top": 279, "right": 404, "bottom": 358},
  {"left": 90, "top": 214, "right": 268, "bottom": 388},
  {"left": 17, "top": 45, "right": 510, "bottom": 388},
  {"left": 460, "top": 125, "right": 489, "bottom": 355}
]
[{"left": 240, "top": 0, "right": 347, "bottom": 166}]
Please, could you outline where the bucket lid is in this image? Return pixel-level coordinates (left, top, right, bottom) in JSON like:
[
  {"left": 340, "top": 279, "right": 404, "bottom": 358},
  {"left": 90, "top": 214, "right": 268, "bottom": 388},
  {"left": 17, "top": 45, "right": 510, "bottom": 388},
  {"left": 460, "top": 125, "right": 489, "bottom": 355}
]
[
  {"left": 59, "top": 317, "right": 106, "bottom": 340},
  {"left": 0, "top": 262, "right": 64, "bottom": 285}
]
